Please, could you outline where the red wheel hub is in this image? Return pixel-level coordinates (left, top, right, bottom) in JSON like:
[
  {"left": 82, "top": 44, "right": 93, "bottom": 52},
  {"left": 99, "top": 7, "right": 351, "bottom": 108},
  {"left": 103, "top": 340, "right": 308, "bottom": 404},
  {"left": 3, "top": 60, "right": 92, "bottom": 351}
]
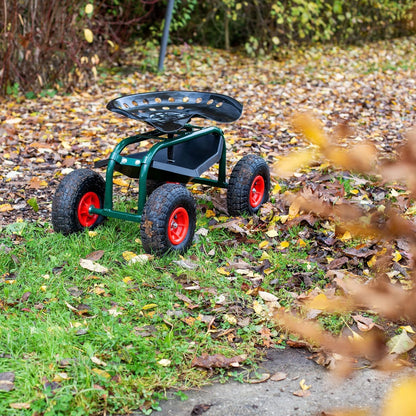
[
  {"left": 249, "top": 175, "right": 265, "bottom": 208},
  {"left": 168, "top": 207, "right": 189, "bottom": 245},
  {"left": 77, "top": 192, "right": 100, "bottom": 227}
]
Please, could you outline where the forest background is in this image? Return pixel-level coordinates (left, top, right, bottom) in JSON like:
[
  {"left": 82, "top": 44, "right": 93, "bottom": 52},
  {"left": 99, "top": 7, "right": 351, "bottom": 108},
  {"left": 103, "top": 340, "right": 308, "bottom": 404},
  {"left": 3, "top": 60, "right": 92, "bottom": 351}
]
[{"left": 1, "top": 0, "right": 415, "bottom": 96}]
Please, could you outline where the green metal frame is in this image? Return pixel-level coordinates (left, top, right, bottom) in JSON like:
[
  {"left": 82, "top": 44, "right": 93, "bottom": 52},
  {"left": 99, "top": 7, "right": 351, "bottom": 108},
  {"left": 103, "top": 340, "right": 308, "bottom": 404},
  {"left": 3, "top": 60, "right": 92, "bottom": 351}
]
[{"left": 89, "top": 125, "right": 228, "bottom": 223}]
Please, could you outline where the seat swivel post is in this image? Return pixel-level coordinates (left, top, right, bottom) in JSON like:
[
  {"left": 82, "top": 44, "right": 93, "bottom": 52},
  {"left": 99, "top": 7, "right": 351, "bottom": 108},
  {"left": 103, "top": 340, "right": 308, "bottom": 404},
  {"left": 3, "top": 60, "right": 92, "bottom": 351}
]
[{"left": 167, "top": 133, "right": 175, "bottom": 163}]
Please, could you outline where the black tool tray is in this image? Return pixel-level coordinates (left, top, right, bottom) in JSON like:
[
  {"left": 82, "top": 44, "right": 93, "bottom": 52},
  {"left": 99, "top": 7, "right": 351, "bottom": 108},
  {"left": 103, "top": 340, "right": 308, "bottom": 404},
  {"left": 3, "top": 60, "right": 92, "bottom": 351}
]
[{"left": 105, "top": 131, "right": 224, "bottom": 179}]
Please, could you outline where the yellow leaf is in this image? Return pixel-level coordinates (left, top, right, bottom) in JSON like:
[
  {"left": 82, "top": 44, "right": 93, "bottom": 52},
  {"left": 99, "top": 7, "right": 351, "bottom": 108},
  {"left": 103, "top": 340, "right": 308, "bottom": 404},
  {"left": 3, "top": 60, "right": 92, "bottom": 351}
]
[
  {"left": 400, "top": 325, "right": 415, "bottom": 334},
  {"left": 142, "top": 304, "right": 158, "bottom": 310},
  {"left": 85, "top": 3, "right": 94, "bottom": 14},
  {"left": 299, "top": 379, "right": 311, "bottom": 391},
  {"left": 266, "top": 229, "right": 278, "bottom": 238},
  {"left": 205, "top": 209, "right": 216, "bottom": 218},
  {"left": 122, "top": 251, "right": 137, "bottom": 262},
  {"left": 182, "top": 316, "right": 195, "bottom": 326},
  {"left": 298, "top": 239, "right": 306, "bottom": 247},
  {"left": 259, "top": 240, "right": 269, "bottom": 249},
  {"left": 382, "top": 377, "right": 416, "bottom": 416},
  {"left": 387, "top": 330, "right": 415, "bottom": 354},
  {"left": 292, "top": 113, "right": 328, "bottom": 148},
  {"left": 158, "top": 358, "right": 171, "bottom": 366},
  {"left": 92, "top": 368, "right": 111, "bottom": 379},
  {"left": 92, "top": 286, "right": 106, "bottom": 296},
  {"left": 367, "top": 255, "right": 377, "bottom": 268},
  {"left": 288, "top": 200, "right": 301, "bottom": 219},
  {"left": 278, "top": 241, "right": 290, "bottom": 250},
  {"left": 123, "top": 276, "right": 133, "bottom": 284},
  {"left": 340, "top": 231, "right": 352, "bottom": 241},
  {"left": 273, "top": 148, "right": 318, "bottom": 178},
  {"left": 259, "top": 251, "right": 270, "bottom": 261},
  {"left": 405, "top": 205, "right": 416, "bottom": 216},
  {"left": 253, "top": 300, "right": 263, "bottom": 315},
  {"left": 88, "top": 231, "right": 98, "bottom": 237},
  {"left": 217, "top": 267, "right": 230, "bottom": 276},
  {"left": 393, "top": 251, "right": 402, "bottom": 262},
  {"left": 113, "top": 177, "right": 130, "bottom": 187},
  {"left": 53, "top": 372, "right": 70, "bottom": 382},
  {"left": 272, "top": 183, "right": 281, "bottom": 194},
  {"left": 0, "top": 203, "right": 13, "bottom": 212},
  {"left": 84, "top": 28, "right": 94, "bottom": 43},
  {"left": 224, "top": 314, "right": 237, "bottom": 325}
]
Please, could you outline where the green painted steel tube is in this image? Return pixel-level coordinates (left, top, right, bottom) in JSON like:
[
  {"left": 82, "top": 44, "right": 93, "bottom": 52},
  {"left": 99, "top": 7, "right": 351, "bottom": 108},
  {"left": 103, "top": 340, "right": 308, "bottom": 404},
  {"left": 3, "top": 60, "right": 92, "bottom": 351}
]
[{"left": 92, "top": 125, "right": 227, "bottom": 223}]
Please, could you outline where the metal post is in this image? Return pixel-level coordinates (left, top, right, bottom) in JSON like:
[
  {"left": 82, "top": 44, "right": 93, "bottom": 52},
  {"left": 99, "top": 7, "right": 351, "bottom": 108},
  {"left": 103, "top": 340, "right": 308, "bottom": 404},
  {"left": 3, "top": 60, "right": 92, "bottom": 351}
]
[{"left": 158, "top": 0, "right": 175, "bottom": 72}]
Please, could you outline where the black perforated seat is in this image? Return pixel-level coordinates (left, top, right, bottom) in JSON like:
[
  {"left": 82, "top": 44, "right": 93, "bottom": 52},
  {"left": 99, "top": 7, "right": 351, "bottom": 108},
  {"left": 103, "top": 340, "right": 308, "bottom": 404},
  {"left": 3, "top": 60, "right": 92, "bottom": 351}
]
[{"left": 106, "top": 91, "right": 243, "bottom": 133}]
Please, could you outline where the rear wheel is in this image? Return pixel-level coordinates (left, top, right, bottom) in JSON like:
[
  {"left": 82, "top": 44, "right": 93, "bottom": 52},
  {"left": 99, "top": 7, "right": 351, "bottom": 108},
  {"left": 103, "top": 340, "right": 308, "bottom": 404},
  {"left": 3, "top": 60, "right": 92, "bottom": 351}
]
[
  {"left": 227, "top": 154, "right": 270, "bottom": 216},
  {"left": 52, "top": 169, "right": 105, "bottom": 235},
  {"left": 141, "top": 183, "right": 196, "bottom": 255}
]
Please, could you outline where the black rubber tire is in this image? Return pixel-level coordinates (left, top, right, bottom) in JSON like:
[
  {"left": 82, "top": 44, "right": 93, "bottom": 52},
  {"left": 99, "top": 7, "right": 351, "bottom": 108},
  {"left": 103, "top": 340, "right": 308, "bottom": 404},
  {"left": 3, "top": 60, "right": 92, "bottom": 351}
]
[
  {"left": 141, "top": 183, "right": 196, "bottom": 255},
  {"left": 227, "top": 154, "right": 270, "bottom": 216},
  {"left": 52, "top": 169, "right": 106, "bottom": 235},
  {"left": 146, "top": 179, "right": 165, "bottom": 196}
]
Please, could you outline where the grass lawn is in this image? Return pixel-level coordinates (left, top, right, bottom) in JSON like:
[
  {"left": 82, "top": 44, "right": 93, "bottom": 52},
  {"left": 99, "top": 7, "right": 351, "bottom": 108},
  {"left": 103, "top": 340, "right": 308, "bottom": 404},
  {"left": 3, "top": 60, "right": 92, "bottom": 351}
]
[{"left": 0, "top": 193, "right": 323, "bottom": 415}]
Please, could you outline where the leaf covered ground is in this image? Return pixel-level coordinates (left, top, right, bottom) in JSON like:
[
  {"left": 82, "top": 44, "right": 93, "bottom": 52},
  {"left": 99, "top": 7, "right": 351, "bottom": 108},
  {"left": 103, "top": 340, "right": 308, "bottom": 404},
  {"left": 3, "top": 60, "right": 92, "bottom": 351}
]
[{"left": 1, "top": 37, "right": 416, "bottom": 414}]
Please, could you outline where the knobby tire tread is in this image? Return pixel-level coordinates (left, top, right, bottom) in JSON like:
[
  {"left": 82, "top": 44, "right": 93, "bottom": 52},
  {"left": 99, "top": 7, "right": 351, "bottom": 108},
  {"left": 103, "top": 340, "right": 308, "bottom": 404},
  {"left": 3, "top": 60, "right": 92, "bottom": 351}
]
[
  {"left": 141, "top": 183, "right": 196, "bottom": 255},
  {"left": 52, "top": 169, "right": 105, "bottom": 235},
  {"left": 227, "top": 154, "right": 270, "bottom": 216}
]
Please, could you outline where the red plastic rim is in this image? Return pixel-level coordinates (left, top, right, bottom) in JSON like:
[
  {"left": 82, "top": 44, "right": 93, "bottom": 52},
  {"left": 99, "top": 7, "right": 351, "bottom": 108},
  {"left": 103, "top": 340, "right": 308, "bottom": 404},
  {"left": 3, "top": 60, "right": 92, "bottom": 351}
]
[
  {"left": 168, "top": 207, "right": 189, "bottom": 245},
  {"left": 249, "top": 175, "right": 265, "bottom": 208},
  {"left": 77, "top": 192, "right": 100, "bottom": 227}
]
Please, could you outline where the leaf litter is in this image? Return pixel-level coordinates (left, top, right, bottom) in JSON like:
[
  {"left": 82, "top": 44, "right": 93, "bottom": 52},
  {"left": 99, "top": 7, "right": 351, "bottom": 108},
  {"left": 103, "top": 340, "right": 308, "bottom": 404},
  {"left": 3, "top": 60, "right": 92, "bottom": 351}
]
[{"left": 2, "top": 37, "right": 416, "bottom": 413}]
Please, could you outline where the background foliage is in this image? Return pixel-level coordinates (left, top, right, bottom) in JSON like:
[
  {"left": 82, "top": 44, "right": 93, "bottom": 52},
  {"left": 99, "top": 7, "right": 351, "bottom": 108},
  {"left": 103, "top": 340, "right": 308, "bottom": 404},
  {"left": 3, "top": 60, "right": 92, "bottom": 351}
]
[{"left": 0, "top": 0, "right": 415, "bottom": 96}]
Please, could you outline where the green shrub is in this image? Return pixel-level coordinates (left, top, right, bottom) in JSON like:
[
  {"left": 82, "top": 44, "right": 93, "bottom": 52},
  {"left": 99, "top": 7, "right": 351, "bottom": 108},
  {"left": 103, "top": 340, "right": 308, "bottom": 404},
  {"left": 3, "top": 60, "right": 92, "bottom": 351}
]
[{"left": 173, "top": 0, "right": 416, "bottom": 54}]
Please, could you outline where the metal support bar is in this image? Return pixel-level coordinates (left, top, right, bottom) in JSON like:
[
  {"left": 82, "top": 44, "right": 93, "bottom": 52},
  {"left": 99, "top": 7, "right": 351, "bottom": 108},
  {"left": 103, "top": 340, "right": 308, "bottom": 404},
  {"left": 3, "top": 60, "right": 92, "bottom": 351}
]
[{"left": 158, "top": 0, "right": 175, "bottom": 72}]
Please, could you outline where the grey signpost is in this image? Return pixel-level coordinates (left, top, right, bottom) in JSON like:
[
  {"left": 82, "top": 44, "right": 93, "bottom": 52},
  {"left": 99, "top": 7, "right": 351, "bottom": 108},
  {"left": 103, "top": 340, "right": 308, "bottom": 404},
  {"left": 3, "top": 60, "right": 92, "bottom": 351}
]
[{"left": 158, "top": 0, "right": 175, "bottom": 72}]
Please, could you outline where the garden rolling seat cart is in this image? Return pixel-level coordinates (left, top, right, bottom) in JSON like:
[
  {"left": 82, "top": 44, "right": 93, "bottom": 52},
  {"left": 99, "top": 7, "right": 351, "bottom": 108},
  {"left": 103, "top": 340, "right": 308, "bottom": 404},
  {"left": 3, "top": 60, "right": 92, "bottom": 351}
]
[{"left": 51, "top": 91, "right": 271, "bottom": 255}]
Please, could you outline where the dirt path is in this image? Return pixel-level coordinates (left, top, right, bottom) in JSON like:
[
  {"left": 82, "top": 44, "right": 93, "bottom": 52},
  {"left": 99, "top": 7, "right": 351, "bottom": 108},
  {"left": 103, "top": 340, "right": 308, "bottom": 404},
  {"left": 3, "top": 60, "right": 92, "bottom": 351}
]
[{"left": 141, "top": 348, "right": 414, "bottom": 416}]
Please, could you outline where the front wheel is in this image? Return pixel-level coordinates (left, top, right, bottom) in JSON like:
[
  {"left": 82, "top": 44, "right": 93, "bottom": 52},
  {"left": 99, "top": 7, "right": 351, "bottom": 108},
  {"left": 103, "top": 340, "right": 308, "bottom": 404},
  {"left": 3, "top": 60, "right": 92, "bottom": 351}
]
[
  {"left": 227, "top": 154, "right": 270, "bottom": 216},
  {"left": 141, "top": 183, "right": 196, "bottom": 255},
  {"left": 52, "top": 169, "right": 106, "bottom": 235}
]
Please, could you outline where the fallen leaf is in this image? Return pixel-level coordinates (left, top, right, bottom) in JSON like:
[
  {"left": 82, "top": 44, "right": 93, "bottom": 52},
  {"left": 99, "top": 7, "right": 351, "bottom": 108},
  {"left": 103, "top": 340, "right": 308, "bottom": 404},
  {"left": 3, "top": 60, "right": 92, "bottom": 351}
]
[
  {"left": 91, "top": 356, "right": 107, "bottom": 366},
  {"left": 387, "top": 330, "right": 415, "bottom": 355},
  {"left": 191, "top": 404, "right": 212, "bottom": 415},
  {"left": 0, "top": 203, "right": 13, "bottom": 212},
  {"left": 382, "top": 376, "right": 416, "bottom": 416},
  {"left": 299, "top": 378, "right": 311, "bottom": 391},
  {"left": 0, "top": 372, "right": 15, "bottom": 391},
  {"left": 293, "top": 390, "right": 311, "bottom": 397},
  {"left": 92, "top": 368, "right": 111, "bottom": 379},
  {"left": 259, "top": 291, "right": 279, "bottom": 303},
  {"left": 10, "top": 403, "right": 31, "bottom": 409},
  {"left": 85, "top": 250, "right": 105, "bottom": 261},
  {"left": 266, "top": 229, "right": 278, "bottom": 238},
  {"left": 352, "top": 315, "right": 375, "bottom": 332},
  {"left": 157, "top": 359, "right": 171, "bottom": 367},
  {"left": 245, "top": 373, "right": 271, "bottom": 384},
  {"left": 270, "top": 372, "right": 287, "bottom": 381},
  {"left": 80, "top": 258, "right": 108, "bottom": 274},
  {"left": 173, "top": 259, "right": 198, "bottom": 270}
]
